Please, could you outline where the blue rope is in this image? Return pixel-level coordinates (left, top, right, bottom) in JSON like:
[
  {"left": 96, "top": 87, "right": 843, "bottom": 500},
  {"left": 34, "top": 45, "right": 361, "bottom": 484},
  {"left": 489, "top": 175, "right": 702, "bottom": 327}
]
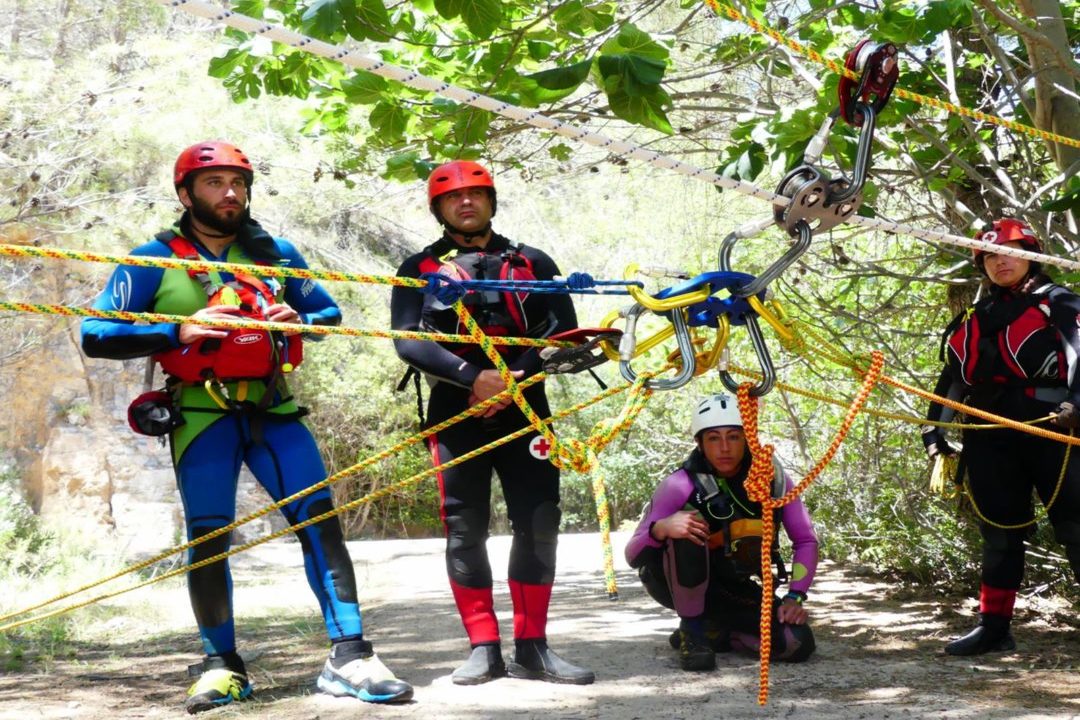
[
  {"left": 418, "top": 273, "right": 645, "bottom": 296},
  {"left": 418, "top": 272, "right": 468, "bottom": 305}
]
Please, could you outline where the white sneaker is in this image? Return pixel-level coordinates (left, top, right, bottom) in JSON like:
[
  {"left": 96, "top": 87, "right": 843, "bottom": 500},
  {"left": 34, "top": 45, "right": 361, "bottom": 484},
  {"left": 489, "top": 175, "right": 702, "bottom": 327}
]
[{"left": 316, "top": 652, "right": 413, "bottom": 704}]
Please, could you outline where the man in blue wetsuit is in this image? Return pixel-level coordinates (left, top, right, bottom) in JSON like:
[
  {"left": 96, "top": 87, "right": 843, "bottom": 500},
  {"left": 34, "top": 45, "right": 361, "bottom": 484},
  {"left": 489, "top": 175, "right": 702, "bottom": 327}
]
[{"left": 81, "top": 141, "right": 412, "bottom": 713}]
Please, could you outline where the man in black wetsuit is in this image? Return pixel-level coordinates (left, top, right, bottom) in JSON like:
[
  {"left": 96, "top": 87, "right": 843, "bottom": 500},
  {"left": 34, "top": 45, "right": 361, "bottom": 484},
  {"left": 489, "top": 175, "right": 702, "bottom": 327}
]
[{"left": 389, "top": 161, "right": 592, "bottom": 686}]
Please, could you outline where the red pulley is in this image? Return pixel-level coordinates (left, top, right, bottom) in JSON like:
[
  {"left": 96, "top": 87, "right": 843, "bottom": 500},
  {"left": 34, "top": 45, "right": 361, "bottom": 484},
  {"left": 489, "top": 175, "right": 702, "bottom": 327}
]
[{"left": 837, "top": 40, "right": 899, "bottom": 126}]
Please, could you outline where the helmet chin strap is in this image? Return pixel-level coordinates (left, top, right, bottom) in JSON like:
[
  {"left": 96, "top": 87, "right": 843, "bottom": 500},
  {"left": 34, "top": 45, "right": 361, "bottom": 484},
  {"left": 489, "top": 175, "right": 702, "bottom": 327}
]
[{"left": 442, "top": 221, "right": 492, "bottom": 242}]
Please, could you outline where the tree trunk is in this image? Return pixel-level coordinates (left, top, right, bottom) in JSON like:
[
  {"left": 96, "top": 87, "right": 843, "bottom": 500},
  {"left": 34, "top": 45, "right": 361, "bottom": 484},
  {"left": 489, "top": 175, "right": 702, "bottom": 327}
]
[{"left": 1017, "top": 0, "right": 1080, "bottom": 171}]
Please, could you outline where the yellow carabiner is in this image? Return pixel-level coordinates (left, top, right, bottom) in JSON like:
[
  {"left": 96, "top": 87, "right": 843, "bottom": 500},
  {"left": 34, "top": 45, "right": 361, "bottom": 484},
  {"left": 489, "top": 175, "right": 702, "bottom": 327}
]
[
  {"left": 599, "top": 306, "right": 677, "bottom": 361},
  {"left": 598, "top": 308, "right": 623, "bottom": 362},
  {"left": 698, "top": 315, "right": 731, "bottom": 372},
  {"left": 666, "top": 317, "right": 730, "bottom": 377},
  {"left": 204, "top": 379, "right": 231, "bottom": 410},
  {"left": 747, "top": 295, "right": 795, "bottom": 344},
  {"left": 624, "top": 263, "right": 713, "bottom": 313}
]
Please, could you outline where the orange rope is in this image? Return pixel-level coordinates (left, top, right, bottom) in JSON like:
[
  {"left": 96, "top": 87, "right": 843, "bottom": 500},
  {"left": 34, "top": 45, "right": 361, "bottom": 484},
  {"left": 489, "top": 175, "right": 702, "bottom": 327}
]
[{"left": 737, "top": 350, "right": 885, "bottom": 705}]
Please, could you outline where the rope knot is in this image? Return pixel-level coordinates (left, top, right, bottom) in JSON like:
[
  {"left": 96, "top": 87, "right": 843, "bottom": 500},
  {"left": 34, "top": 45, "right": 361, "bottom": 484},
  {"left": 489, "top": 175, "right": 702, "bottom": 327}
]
[
  {"left": 565, "top": 272, "right": 595, "bottom": 291},
  {"left": 418, "top": 271, "right": 467, "bottom": 306},
  {"left": 549, "top": 437, "right": 593, "bottom": 473}
]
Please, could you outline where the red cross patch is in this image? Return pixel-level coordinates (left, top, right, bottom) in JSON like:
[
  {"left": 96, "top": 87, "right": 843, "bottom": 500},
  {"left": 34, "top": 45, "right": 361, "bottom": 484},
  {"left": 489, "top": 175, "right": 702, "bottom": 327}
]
[{"left": 529, "top": 435, "right": 552, "bottom": 460}]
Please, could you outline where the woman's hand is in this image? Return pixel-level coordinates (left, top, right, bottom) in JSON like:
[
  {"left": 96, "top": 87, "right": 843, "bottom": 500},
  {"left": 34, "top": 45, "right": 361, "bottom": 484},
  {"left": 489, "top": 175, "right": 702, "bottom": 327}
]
[
  {"left": 651, "top": 510, "right": 710, "bottom": 546},
  {"left": 777, "top": 598, "right": 809, "bottom": 625}
]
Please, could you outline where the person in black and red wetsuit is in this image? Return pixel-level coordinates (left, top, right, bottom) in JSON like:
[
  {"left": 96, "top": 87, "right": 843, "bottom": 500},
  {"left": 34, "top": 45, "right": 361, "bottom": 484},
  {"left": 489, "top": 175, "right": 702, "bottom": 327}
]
[
  {"left": 923, "top": 217, "right": 1080, "bottom": 655},
  {"left": 390, "top": 161, "right": 592, "bottom": 685}
]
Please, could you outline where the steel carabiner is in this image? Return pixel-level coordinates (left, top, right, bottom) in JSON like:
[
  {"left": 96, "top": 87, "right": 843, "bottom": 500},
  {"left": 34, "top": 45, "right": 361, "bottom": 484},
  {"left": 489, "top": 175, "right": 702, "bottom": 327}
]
[
  {"left": 620, "top": 303, "right": 698, "bottom": 390},
  {"left": 719, "top": 218, "right": 813, "bottom": 298},
  {"left": 717, "top": 312, "right": 776, "bottom": 397}
]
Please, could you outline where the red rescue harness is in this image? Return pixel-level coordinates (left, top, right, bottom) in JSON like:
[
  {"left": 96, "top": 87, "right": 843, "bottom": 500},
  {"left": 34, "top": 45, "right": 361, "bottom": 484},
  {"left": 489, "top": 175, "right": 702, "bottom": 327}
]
[
  {"left": 153, "top": 234, "right": 303, "bottom": 382},
  {"left": 418, "top": 245, "right": 535, "bottom": 340}
]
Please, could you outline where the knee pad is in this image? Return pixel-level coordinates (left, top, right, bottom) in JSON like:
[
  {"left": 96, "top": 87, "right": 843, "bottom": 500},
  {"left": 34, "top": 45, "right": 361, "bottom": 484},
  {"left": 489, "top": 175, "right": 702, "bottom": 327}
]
[
  {"left": 189, "top": 524, "right": 231, "bottom": 564},
  {"left": 446, "top": 507, "right": 490, "bottom": 549},
  {"left": 671, "top": 538, "right": 708, "bottom": 588},
  {"left": 638, "top": 562, "right": 675, "bottom": 610},
  {"left": 529, "top": 501, "right": 561, "bottom": 545},
  {"left": 981, "top": 525, "right": 1025, "bottom": 554},
  {"left": 774, "top": 623, "right": 816, "bottom": 663},
  {"left": 446, "top": 507, "right": 491, "bottom": 585}
]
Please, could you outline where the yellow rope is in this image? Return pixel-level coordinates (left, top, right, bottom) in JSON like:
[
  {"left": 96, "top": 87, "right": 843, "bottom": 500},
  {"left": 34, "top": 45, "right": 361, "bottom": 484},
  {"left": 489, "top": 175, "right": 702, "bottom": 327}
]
[
  {"left": 0, "top": 301, "right": 573, "bottom": 350},
  {"left": 961, "top": 430, "right": 1073, "bottom": 530},
  {"left": 701, "top": 0, "right": 1080, "bottom": 150},
  {"left": 749, "top": 299, "right": 1080, "bottom": 447},
  {"left": 726, "top": 361, "right": 1054, "bottom": 431},
  {"left": 0, "top": 377, "right": 636, "bottom": 632},
  {"left": 0, "top": 374, "right": 544, "bottom": 625},
  {"left": 0, "top": 242, "right": 427, "bottom": 288}
]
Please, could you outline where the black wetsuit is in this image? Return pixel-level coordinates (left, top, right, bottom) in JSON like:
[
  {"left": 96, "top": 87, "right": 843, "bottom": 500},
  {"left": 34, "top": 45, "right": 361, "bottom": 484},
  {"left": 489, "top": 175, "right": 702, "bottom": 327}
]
[
  {"left": 925, "top": 277, "right": 1080, "bottom": 596},
  {"left": 390, "top": 232, "right": 577, "bottom": 646}
]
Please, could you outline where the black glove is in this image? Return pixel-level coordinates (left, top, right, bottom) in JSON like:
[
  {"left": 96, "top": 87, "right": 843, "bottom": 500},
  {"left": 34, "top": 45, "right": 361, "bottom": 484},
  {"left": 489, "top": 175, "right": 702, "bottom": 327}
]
[
  {"left": 922, "top": 428, "right": 958, "bottom": 458},
  {"left": 1052, "top": 401, "right": 1080, "bottom": 429}
]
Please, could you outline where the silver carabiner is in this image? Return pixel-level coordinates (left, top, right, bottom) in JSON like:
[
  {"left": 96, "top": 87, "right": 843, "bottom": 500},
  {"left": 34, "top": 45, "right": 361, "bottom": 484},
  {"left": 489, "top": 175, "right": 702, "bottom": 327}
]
[
  {"left": 619, "top": 304, "right": 697, "bottom": 390},
  {"left": 717, "top": 313, "right": 776, "bottom": 397},
  {"left": 829, "top": 103, "right": 876, "bottom": 205},
  {"left": 719, "top": 219, "right": 813, "bottom": 299}
]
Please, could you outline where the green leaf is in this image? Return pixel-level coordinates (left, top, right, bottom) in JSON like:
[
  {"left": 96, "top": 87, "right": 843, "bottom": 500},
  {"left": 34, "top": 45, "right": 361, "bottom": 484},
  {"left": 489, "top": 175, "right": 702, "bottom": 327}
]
[
  {"left": 716, "top": 141, "right": 766, "bottom": 187},
  {"left": 605, "top": 80, "right": 673, "bottom": 134},
  {"left": 352, "top": 0, "right": 392, "bottom": 40},
  {"left": 600, "top": 23, "right": 669, "bottom": 61},
  {"left": 597, "top": 54, "right": 665, "bottom": 87},
  {"left": 208, "top": 49, "right": 249, "bottom": 79},
  {"left": 452, "top": 106, "right": 492, "bottom": 146},
  {"left": 382, "top": 151, "right": 421, "bottom": 181},
  {"left": 878, "top": 5, "right": 923, "bottom": 44},
  {"left": 301, "top": 0, "right": 353, "bottom": 39},
  {"left": 512, "top": 60, "right": 592, "bottom": 105},
  {"left": 369, "top": 100, "right": 409, "bottom": 141},
  {"left": 548, "top": 143, "right": 573, "bottom": 161},
  {"left": 771, "top": 109, "right": 819, "bottom": 150},
  {"left": 527, "top": 40, "right": 556, "bottom": 61},
  {"left": 235, "top": 0, "right": 267, "bottom": 17},
  {"left": 1041, "top": 176, "right": 1080, "bottom": 212},
  {"left": 340, "top": 71, "right": 388, "bottom": 104},
  {"left": 433, "top": 0, "right": 502, "bottom": 38}
]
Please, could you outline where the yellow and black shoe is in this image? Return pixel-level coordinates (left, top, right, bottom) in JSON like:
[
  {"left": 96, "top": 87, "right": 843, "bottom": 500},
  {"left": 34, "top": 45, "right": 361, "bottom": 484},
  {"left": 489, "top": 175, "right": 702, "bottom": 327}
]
[{"left": 184, "top": 653, "right": 253, "bottom": 714}]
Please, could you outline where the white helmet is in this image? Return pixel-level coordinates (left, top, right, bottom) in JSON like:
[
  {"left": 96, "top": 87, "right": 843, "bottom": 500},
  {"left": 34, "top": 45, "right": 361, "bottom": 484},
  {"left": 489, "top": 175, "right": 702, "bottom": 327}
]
[{"left": 691, "top": 393, "right": 743, "bottom": 437}]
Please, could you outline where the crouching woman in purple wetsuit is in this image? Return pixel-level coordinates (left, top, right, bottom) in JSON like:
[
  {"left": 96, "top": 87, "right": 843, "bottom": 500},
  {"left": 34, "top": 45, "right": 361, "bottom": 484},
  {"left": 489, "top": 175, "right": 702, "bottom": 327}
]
[{"left": 625, "top": 393, "right": 819, "bottom": 670}]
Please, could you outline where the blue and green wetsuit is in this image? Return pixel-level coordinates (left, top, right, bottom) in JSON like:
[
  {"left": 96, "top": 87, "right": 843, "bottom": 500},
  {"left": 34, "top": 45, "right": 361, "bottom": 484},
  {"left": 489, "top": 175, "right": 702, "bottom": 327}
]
[{"left": 81, "top": 216, "right": 364, "bottom": 657}]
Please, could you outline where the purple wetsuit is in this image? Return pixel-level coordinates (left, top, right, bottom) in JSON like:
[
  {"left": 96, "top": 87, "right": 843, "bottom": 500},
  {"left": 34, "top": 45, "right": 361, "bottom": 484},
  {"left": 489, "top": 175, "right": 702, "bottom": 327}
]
[{"left": 625, "top": 448, "right": 819, "bottom": 661}]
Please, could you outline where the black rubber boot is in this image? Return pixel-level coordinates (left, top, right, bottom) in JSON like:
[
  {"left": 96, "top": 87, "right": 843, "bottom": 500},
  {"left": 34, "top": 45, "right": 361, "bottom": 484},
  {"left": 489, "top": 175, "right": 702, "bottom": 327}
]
[
  {"left": 678, "top": 625, "right": 716, "bottom": 672},
  {"left": 451, "top": 644, "right": 506, "bottom": 685},
  {"left": 945, "top": 613, "right": 1016, "bottom": 656},
  {"left": 507, "top": 639, "right": 595, "bottom": 685}
]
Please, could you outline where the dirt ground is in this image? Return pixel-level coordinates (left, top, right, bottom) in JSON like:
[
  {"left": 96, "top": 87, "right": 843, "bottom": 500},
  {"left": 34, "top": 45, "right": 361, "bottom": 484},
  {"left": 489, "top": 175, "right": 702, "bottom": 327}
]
[{"left": 3, "top": 531, "right": 1080, "bottom": 720}]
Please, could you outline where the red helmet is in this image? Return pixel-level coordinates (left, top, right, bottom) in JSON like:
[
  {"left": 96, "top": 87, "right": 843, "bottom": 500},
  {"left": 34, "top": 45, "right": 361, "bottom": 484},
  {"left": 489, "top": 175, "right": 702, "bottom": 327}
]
[
  {"left": 972, "top": 218, "right": 1041, "bottom": 261},
  {"left": 427, "top": 160, "right": 495, "bottom": 204},
  {"left": 174, "top": 141, "right": 254, "bottom": 188}
]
